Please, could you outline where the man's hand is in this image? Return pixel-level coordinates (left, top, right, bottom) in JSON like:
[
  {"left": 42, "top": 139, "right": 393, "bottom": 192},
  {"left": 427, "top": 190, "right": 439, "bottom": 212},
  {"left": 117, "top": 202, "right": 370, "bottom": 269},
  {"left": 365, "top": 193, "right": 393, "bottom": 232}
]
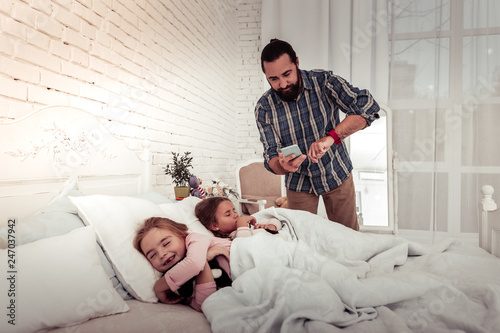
[
  {"left": 309, "top": 116, "right": 367, "bottom": 163},
  {"left": 308, "top": 136, "right": 334, "bottom": 163},
  {"left": 207, "top": 246, "right": 230, "bottom": 262},
  {"left": 270, "top": 152, "right": 307, "bottom": 174}
]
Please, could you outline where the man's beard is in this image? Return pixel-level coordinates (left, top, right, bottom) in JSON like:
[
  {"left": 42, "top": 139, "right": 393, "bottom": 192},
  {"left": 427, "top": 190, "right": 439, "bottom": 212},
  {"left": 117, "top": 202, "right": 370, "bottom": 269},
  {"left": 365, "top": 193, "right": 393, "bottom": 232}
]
[{"left": 274, "top": 71, "right": 301, "bottom": 102}]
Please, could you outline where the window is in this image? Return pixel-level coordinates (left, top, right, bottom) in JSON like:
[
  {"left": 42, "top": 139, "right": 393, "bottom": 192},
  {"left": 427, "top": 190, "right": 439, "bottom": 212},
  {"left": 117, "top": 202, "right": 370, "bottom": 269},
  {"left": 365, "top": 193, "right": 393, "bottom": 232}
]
[{"left": 388, "top": 0, "right": 500, "bottom": 237}]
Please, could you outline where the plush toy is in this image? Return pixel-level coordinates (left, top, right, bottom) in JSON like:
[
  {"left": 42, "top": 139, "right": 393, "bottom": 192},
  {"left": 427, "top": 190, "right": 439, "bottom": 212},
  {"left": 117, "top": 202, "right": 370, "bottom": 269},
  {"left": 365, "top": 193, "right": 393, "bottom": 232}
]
[
  {"left": 189, "top": 174, "right": 206, "bottom": 198},
  {"left": 276, "top": 196, "right": 288, "bottom": 208},
  {"left": 168, "top": 258, "right": 232, "bottom": 298}
]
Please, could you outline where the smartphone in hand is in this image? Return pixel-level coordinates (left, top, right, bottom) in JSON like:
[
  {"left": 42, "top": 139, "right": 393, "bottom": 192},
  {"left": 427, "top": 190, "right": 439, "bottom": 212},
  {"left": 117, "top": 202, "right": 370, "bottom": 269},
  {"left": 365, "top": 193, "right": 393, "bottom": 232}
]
[{"left": 281, "top": 144, "right": 302, "bottom": 158}]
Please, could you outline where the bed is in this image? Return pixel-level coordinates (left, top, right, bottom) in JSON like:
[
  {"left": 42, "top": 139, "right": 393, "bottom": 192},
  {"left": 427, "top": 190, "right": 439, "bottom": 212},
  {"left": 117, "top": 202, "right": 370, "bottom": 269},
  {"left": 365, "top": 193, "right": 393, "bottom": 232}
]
[{"left": 1, "top": 106, "right": 499, "bottom": 333}]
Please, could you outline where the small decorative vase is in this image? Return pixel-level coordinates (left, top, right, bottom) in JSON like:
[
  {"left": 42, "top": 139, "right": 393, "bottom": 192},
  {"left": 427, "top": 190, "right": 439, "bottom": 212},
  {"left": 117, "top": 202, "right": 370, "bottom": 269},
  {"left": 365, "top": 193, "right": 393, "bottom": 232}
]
[{"left": 174, "top": 186, "right": 191, "bottom": 199}]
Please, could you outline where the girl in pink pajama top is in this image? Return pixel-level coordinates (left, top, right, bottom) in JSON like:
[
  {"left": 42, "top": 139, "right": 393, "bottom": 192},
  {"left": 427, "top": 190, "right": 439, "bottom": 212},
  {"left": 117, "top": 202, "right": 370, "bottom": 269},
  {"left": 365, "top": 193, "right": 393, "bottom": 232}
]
[
  {"left": 195, "top": 197, "right": 282, "bottom": 239},
  {"left": 134, "top": 217, "right": 231, "bottom": 312}
]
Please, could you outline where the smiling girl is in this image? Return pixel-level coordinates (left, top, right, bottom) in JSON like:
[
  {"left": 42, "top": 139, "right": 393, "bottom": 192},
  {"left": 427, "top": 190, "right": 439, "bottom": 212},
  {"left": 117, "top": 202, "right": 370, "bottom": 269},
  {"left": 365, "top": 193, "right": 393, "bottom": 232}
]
[{"left": 133, "top": 217, "right": 231, "bottom": 311}]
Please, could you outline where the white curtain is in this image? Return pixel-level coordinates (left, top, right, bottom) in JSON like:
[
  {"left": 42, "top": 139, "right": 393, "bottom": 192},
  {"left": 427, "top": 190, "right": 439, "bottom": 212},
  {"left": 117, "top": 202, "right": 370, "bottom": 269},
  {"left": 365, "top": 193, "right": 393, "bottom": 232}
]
[
  {"left": 388, "top": 0, "right": 500, "bottom": 238},
  {"left": 261, "top": 0, "right": 389, "bottom": 104}
]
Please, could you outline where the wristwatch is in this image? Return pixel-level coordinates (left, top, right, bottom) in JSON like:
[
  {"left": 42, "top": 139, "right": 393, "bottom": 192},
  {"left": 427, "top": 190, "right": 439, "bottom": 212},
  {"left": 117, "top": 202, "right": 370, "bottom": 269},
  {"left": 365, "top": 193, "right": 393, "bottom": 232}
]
[{"left": 328, "top": 129, "right": 342, "bottom": 145}]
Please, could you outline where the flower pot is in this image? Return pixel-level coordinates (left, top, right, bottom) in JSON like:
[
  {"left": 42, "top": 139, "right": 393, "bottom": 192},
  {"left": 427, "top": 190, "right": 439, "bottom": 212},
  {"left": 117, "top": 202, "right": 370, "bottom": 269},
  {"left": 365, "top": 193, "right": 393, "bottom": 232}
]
[{"left": 174, "top": 186, "right": 191, "bottom": 198}]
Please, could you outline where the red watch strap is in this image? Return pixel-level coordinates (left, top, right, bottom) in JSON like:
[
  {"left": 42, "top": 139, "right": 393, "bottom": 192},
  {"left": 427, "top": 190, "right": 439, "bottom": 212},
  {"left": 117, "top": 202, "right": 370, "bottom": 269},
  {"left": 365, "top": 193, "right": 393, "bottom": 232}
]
[{"left": 329, "top": 129, "right": 342, "bottom": 145}]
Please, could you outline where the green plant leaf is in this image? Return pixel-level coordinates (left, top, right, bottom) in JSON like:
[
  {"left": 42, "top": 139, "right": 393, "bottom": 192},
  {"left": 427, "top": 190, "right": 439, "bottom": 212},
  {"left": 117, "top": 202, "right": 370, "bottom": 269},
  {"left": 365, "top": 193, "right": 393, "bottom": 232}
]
[{"left": 164, "top": 151, "right": 193, "bottom": 187}]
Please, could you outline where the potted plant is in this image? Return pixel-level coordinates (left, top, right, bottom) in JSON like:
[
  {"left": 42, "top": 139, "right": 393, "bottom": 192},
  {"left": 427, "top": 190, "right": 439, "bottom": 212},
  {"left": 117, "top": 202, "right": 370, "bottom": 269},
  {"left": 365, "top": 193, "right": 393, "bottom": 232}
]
[{"left": 164, "top": 151, "right": 193, "bottom": 198}]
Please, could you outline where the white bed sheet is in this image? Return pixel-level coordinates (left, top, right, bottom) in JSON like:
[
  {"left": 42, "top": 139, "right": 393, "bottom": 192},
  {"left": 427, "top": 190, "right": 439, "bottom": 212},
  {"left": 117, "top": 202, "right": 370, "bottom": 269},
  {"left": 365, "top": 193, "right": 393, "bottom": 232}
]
[
  {"left": 47, "top": 300, "right": 211, "bottom": 333},
  {"left": 203, "top": 207, "right": 500, "bottom": 333}
]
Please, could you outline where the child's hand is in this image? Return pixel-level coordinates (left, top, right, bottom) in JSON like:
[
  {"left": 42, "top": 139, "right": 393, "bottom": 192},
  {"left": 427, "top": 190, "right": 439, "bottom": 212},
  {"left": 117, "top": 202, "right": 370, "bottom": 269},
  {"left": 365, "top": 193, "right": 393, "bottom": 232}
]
[
  {"left": 163, "top": 290, "right": 185, "bottom": 304},
  {"left": 207, "top": 246, "right": 230, "bottom": 261},
  {"left": 154, "top": 276, "right": 171, "bottom": 303},
  {"left": 254, "top": 223, "right": 277, "bottom": 231},
  {"left": 236, "top": 216, "right": 256, "bottom": 229}
]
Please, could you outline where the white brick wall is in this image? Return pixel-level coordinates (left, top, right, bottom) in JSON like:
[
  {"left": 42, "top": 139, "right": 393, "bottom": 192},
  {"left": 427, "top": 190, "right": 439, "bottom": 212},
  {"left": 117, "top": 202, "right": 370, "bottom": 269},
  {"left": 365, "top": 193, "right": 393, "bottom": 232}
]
[
  {"left": 1, "top": 0, "right": 265, "bottom": 199},
  {"left": 235, "top": 0, "right": 265, "bottom": 164}
]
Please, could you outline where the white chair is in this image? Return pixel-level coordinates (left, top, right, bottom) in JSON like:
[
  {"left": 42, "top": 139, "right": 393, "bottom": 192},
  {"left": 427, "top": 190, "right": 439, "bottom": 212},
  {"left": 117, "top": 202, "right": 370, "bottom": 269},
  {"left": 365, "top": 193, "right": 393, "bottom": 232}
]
[{"left": 235, "top": 159, "right": 286, "bottom": 215}]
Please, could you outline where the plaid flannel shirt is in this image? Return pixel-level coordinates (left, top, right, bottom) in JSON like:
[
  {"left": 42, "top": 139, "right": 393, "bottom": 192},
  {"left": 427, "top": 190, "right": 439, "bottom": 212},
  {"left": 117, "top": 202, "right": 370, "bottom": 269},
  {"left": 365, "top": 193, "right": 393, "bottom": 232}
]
[{"left": 255, "top": 69, "right": 380, "bottom": 195}]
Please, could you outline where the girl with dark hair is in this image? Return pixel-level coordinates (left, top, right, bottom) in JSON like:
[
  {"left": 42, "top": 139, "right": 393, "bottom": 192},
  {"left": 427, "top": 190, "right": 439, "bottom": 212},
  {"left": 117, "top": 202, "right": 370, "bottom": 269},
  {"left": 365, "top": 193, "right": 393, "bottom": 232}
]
[{"left": 195, "top": 197, "right": 282, "bottom": 239}]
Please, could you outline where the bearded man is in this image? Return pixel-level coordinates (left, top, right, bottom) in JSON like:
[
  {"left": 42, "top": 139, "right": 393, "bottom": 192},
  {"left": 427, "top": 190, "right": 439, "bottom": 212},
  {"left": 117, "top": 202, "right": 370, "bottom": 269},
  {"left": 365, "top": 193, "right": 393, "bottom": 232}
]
[{"left": 254, "top": 39, "right": 380, "bottom": 231}]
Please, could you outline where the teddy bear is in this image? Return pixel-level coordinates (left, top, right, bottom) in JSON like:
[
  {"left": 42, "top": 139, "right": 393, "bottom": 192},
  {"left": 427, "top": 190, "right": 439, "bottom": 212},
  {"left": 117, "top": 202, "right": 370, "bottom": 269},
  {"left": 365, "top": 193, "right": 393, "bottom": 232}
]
[
  {"left": 168, "top": 258, "right": 232, "bottom": 298},
  {"left": 189, "top": 174, "right": 206, "bottom": 198},
  {"left": 276, "top": 196, "right": 288, "bottom": 208}
]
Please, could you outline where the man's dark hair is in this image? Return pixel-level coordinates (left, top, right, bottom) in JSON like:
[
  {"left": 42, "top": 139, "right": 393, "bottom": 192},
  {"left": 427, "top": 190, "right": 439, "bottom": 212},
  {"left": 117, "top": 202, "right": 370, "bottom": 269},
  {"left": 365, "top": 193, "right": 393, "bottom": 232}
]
[{"left": 260, "top": 39, "right": 297, "bottom": 73}]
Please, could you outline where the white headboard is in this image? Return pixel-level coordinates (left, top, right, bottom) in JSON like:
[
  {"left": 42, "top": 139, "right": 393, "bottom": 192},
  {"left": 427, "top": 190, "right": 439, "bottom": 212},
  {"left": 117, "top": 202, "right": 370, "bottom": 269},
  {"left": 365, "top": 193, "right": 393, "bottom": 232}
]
[{"left": 0, "top": 105, "right": 150, "bottom": 225}]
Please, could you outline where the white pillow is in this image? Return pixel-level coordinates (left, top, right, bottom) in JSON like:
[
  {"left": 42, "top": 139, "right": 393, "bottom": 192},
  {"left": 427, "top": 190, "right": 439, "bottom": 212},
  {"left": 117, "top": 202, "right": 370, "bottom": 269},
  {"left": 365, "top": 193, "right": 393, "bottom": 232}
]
[
  {"left": 158, "top": 196, "right": 213, "bottom": 236},
  {"left": 34, "top": 178, "right": 78, "bottom": 215},
  {"left": 0, "top": 226, "right": 129, "bottom": 333},
  {"left": 70, "top": 195, "right": 166, "bottom": 302},
  {"left": 0, "top": 187, "right": 83, "bottom": 250},
  {"left": 132, "top": 191, "right": 172, "bottom": 204}
]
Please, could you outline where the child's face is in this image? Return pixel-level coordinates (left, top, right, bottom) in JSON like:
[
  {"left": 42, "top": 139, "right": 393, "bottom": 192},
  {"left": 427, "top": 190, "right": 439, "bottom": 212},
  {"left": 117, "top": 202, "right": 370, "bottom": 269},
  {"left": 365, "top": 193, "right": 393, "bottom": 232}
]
[
  {"left": 140, "top": 227, "right": 186, "bottom": 273},
  {"left": 213, "top": 200, "right": 239, "bottom": 235}
]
